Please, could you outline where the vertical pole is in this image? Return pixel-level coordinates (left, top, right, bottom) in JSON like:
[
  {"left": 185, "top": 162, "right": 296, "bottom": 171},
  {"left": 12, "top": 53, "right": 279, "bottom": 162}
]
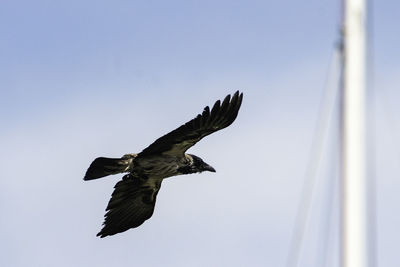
[{"left": 342, "top": 0, "right": 367, "bottom": 266}]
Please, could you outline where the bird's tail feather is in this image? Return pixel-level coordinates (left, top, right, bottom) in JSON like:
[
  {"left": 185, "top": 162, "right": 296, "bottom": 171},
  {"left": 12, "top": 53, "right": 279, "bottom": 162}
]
[{"left": 84, "top": 157, "right": 132, "bottom": 181}]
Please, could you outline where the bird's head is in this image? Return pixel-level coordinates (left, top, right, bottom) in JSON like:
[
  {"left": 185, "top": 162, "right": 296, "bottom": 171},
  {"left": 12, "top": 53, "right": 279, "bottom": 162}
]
[{"left": 179, "top": 154, "right": 216, "bottom": 174}]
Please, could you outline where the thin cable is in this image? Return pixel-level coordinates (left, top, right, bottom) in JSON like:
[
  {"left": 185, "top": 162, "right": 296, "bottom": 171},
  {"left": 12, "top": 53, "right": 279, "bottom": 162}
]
[
  {"left": 366, "top": 0, "right": 378, "bottom": 266},
  {"left": 338, "top": 35, "right": 345, "bottom": 267},
  {"left": 319, "top": 58, "right": 343, "bottom": 267},
  {"left": 286, "top": 46, "right": 342, "bottom": 267},
  {"left": 316, "top": 125, "right": 339, "bottom": 267}
]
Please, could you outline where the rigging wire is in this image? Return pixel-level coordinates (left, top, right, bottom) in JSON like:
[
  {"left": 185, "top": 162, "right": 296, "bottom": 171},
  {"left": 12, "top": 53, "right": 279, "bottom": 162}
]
[
  {"left": 318, "top": 54, "right": 343, "bottom": 267},
  {"left": 286, "top": 45, "right": 342, "bottom": 267},
  {"left": 366, "top": 0, "right": 378, "bottom": 266},
  {"left": 318, "top": 132, "right": 339, "bottom": 267}
]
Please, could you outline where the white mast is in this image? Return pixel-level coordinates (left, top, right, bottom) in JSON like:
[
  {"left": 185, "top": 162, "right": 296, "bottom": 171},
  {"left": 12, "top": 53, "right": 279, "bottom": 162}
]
[{"left": 342, "top": 0, "right": 367, "bottom": 266}]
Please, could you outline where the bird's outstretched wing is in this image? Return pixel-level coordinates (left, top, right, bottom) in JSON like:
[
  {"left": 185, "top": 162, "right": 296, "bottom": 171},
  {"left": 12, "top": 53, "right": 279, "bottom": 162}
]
[
  {"left": 139, "top": 91, "right": 243, "bottom": 157},
  {"left": 97, "top": 174, "right": 162, "bottom": 238}
]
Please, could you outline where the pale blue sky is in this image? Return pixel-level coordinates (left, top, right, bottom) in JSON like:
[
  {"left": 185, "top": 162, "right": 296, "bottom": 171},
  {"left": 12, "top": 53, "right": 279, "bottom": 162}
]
[{"left": 1, "top": 1, "right": 399, "bottom": 266}]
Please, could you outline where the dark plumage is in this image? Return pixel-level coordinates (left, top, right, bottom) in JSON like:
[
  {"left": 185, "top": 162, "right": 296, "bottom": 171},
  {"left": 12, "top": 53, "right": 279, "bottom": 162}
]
[{"left": 84, "top": 91, "right": 243, "bottom": 237}]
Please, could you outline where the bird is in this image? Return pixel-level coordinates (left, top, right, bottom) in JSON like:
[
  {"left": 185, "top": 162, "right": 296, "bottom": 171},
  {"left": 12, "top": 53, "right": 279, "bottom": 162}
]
[{"left": 84, "top": 91, "right": 243, "bottom": 237}]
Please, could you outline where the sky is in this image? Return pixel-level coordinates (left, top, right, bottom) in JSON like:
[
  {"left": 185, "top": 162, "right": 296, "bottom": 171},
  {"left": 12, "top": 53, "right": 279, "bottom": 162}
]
[{"left": 1, "top": 0, "right": 399, "bottom": 266}]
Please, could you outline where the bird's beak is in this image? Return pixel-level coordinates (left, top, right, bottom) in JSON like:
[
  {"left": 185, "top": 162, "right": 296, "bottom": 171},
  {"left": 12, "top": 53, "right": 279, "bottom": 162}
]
[{"left": 203, "top": 163, "right": 216, "bottom": 173}]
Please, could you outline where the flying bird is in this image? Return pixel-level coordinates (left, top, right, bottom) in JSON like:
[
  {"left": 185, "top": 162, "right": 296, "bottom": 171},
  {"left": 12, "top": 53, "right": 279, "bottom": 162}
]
[{"left": 84, "top": 91, "right": 243, "bottom": 237}]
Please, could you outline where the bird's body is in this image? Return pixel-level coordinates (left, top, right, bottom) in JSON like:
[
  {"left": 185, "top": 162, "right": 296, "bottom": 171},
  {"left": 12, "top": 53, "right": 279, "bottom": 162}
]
[{"left": 84, "top": 91, "right": 243, "bottom": 237}]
